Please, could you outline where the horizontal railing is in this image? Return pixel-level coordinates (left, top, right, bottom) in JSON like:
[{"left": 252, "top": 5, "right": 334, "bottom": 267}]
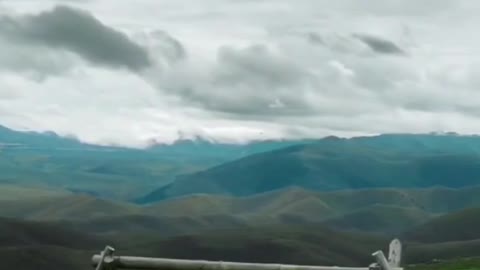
[{"left": 92, "top": 239, "right": 403, "bottom": 270}]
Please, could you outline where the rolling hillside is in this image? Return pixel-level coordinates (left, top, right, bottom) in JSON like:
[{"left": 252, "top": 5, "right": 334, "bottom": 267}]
[
  {"left": 0, "top": 217, "right": 387, "bottom": 270},
  {"left": 0, "top": 194, "right": 141, "bottom": 220},
  {"left": 405, "top": 240, "right": 480, "bottom": 264},
  {"left": 139, "top": 134, "right": 480, "bottom": 202},
  {"left": 128, "top": 226, "right": 480, "bottom": 266},
  {"left": 3, "top": 186, "right": 480, "bottom": 236},
  {"left": 0, "top": 217, "right": 99, "bottom": 248},
  {"left": 404, "top": 208, "right": 480, "bottom": 243},
  {"left": 144, "top": 186, "right": 480, "bottom": 219},
  {"left": 322, "top": 205, "right": 431, "bottom": 233},
  {"left": 0, "top": 184, "right": 72, "bottom": 201},
  {"left": 58, "top": 214, "right": 249, "bottom": 236},
  {"left": 0, "top": 217, "right": 99, "bottom": 270},
  {"left": 409, "top": 257, "right": 480, "bottom": 270},
  {"left": 3, "top": 216, "right": 480, "bottom": 270},
  {"left": 125, "top": 225, "right": 389, "bottom": 266}
]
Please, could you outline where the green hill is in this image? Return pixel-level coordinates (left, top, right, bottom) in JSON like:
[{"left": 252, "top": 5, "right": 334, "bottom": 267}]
[
  {"left": 0, "top": 194, "right": 141, "bottom": 221},
  {"left": 0, "top": 246, "right": 93, "bottom": 270},
  {"left": 115, "top": 225, "right": 480, "bottom": 266},
  {"left": 405, "top": 240, "right": 480, "bottom": 264},
  {"left": 3, "top": 186, "right": 480, "bottom": 235},
  {"left": 404, "top": 208, "right": 480, "bottom": 243},
  {"left": 58, "top": 214, "right": 249, "bottom": 236},
  {"left": 0, "top": 216, "right": 97, "bottom": 270},
  {"left": 0, "top": 184, "right": 71, "bottom": 201},
  {"left": 146, "top": 186, "right": 480, "bottom": 222},
  {"left": 0, "top": 217, "right": 98, "bottom": 248},
  {"left": 323, "top": 205, "right": 431, "bottom": 233},
  {"left": 123, "top": 224, "right": 389, "bottom": 266},
  {"left": 2, "top": 216, "right": 480, "bottom": 270},
  {"left": 408, "top": 257, "right": 480, "bottom": 270}
]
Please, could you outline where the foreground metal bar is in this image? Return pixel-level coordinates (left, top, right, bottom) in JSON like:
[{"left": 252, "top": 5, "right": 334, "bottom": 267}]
[
  {"left": 92, "top": 239, "right": 403, "bottom": 270},
  {"left": 92, "top": 255, "right": 375, "bottom": 270}
]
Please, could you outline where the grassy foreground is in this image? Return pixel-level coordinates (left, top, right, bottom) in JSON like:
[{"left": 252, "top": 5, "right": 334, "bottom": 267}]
[{"left": 408, "top": 257, "right": 480, "bottom": 270}]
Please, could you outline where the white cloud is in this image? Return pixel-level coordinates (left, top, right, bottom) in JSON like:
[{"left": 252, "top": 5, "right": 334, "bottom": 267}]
[{"left": 1, "top": 0, "right": 480, "bottom": 147}]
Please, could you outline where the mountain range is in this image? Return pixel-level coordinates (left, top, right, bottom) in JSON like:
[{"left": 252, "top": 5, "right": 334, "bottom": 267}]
[
  {"left": 138, "top": 133, "right": 480, "bottom": 202},
  {"left": 0, "top": 125, "right": 308, "bottom": 200},
  {"left": 3, "top": 125, "right": 480, "bottom": 270}
]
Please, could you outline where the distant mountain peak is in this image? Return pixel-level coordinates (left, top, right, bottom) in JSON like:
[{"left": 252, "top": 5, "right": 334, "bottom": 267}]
[{"left": 322, "top": 135, "right": 343, "bottom": 141}]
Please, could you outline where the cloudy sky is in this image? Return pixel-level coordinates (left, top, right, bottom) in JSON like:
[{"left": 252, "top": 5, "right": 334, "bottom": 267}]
[{"left": 0, "top": 0, "right": 479, "bottom": 147}]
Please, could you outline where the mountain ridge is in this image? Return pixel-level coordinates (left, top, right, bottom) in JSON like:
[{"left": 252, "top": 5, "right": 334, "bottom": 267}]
[
  {"left": 139, "top": 134, "right": 480, "bottom": 202},
  {"left": 0, "top": 124, "right": 310, "bottom": 199}
]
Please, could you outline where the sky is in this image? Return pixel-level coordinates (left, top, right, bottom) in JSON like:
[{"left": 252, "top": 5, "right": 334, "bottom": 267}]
[{"left": 0, "top": 0, "right": 480, "bottom": 147}]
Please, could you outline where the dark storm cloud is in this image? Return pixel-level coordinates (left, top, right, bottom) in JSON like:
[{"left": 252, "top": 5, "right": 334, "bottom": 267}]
[
  {"left": 354, "top": 34, "right": 405, "bottom": 55},
  {"left": 0, "top": 6, "right": 151, "bottom": 71}
]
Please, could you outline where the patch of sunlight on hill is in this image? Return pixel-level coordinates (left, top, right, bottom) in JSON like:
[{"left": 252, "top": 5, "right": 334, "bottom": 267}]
[{"left": 0, "top": 184, "right": 71, "bottom": 200}]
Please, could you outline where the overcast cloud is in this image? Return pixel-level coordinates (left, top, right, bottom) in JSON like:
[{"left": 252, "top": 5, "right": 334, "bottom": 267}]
[{"left": 1, "top": 0, "right": 480, "bottom": 147}]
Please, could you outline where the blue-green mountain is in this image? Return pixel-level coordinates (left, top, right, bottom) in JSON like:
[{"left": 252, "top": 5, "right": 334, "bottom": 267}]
[
  {"left": 139, "top": 133, "right": 480, "bottom": 202},
  {"left": 0, "top": 125, "right": 307, "bottom": 200}
]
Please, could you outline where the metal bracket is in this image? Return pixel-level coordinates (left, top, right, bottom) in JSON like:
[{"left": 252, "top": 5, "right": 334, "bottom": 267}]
[
  {"left": 372, "top": 251, "right": 392, "bottom": 270},
  {"left": 388, "top": 239, "right": 402, "bottom": 268},
  {"left": 95, "top": 246, "right": 116, "bottom": 270},
  {"left": 371, "top": 239, "right": 403, "bottom": 270}
]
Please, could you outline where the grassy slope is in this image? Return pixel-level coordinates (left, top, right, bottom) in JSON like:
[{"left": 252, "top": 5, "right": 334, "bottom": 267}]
[
  {"left": 0, "top": 217, "right": 98, "bottom": 249},
  {"left": 0, "top": 217, "right": 101, "bottom": 270},
  {"left": 2, "top": 186, "right": 480, "bottom": 235},
  {"left": 0, "top": 246, "right": 94, "bottom": 270},
  {"left": 144, "top": 186, "right": 480, "bottom": 234},
  {"left": 405, "top": 240, "right": 480, "bottom": 265},
  {"left": 404, "top": 208, "right": 480, "bottom": 243},
  {"left": 322, "top": 205, "right": 431, "bottom": 233},
  {"left": 408, "top": 257, "right": 480, "bottom": 270},
  {"left": 116, "top": 224, "right": 389, "bottom": 266},
  {"left": 0, "top": 216, "right": 387, "bottom": 269},
  {"left": 118, "top": 227, "right": 480, "bottom": 266},
  {"left": 145, "top": 186, "right": 480, "bottom": 217},
  {"left": 1, "top": 216, "right": 480, "bottom": 270},
  {"left": 0, "top": 184, "right": 71, "bottom": 201},
  {"left": 0, "top": 194, "right": 141, "bottom": 220}
]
